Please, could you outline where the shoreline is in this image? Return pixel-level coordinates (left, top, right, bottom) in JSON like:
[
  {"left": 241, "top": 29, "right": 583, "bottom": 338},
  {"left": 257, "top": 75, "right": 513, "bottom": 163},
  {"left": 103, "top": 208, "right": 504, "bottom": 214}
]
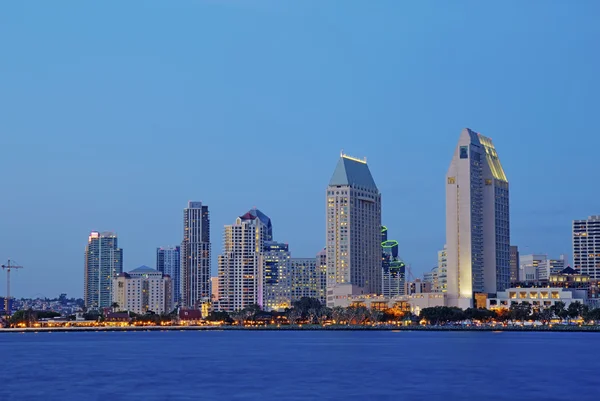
[{"left": 2, "top": 324, "right": 600, "bottom": 334}]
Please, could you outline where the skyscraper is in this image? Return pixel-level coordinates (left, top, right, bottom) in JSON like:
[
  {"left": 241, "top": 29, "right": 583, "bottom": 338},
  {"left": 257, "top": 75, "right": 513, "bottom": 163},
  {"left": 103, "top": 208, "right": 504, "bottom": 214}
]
[
  {"left": 181, "top": 201, "right": 210, "bottom": 309},
  {"left": 84, "top": 231, "right": 123, "bottom": 309},
  {"left": 437, "top": 245, "right": 448, "bottom": 292},
  {"left": 157, "top": 246, "right": 181, "bottom": 305},
  {"left": 509, "top": 245, "right": 520, "bottom": 284},
  {"left": 573, "top": 216, "right": 600, "bottom": 279},
  {"left": 381, "top": 239, "right": 406, "bottom": 297},
  {"left": 263, "top": 241, "right": 291, "bottom": 312},
  {"left": 446, "top": 128, "right": 510, "bottom": 308},
  {"left": 326, "top": 153, "right": 382, "bottom": 306},
  {"left": 217, "top": 208, "right": 271, "bottom": 311}
]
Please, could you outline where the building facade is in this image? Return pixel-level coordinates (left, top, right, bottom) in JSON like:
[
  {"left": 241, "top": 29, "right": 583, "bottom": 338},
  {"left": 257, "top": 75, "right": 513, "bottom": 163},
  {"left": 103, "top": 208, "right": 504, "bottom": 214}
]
[
  {"left": 263, "top": 241, "right": 291, "bottom": 311},
  {"left": 437, "top": 245, "right": 448, "bottom": 292},
  {"left": 381, "top": 239, "right": 406, "bottom": 297},
  {"left": 573, "top": 216, "right": 600, "bottom": 279},
  {"left": 156, "top": 246, "right": 181, "bottom": 305},
  {"left": 509, "top": 245, "right": 520, "bottom": 284},
  {"left": 487, "top": 287, "right": 587, "bottom": 310},
  {"left": 519, "top": 254, "right": 547, "bottom": 282},
  {"left": 445, "top": 128, "right": 510, "bottom": 308},
  {"left": 316, "top": 248, "right": 327, "bottom": 304},
  {"left": 217, "top": 208, "right": 271, "bottom": 312},
  {"left": 326, "top": 153, "right": 382, "bottom": 306},
  {"left": 181, "top": 201, "right": 211, "bottom": 309},
  {"left": 84, "top": 231, "right": 123, "bottom": 309},
  {"left": 113, "top": 266, "right": 173, "bottom": 315},
  {"left": 537, "top": 255, "right": 567, "bottom": 281}
]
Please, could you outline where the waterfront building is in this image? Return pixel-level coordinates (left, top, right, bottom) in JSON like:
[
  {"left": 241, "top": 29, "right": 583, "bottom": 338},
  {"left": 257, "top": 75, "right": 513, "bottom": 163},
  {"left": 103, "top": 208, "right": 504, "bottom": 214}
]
[
  {"left": 487, "top": 287, "right": 587, "bottom": 310},
  {"left": 263, "top": 241, "right": 291, "bottom": 311},
  {"left": 84, "top": 231, "right": 123, "bottom": 309},
  {"left": 181, "top": 201, "right": 211, "bottom": 309},
  {"left": 113, "top": 266, "right": 173, "bottom": 315},
  {"left": 156, "top": 246, "right": 181, "bottom": 305},
  {"left": 437, "top": 245, "right": 448, "bottom": 292},
  {"left": 573, "top": 216, "right": 600, "bottom": 279},
  {"left": 519, "top": 254, "right": 547, "bottom": 282},
  {"left": 326, "top": 153, "right": 382, "bottom": 306},
  {"left": 290, "top": 252, "right": 327, "bottom": 305},
  {"left": 217, "top": 208, "right": 271, "bottom": 311},
  {"left": 509, "top": 246, "right": 520, "bottom": 284},
  {"left": 445, "top": 128, "right": 510, "bottom": 308},
  {"left": 316, "top": 248, "right": 327, "bottom": 304}
]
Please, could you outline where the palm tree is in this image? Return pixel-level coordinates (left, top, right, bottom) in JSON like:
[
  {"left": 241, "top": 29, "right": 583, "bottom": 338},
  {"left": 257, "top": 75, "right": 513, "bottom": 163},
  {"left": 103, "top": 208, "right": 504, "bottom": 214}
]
[{"left": 111, "top": 302, "right": 119, "bottom": 313}]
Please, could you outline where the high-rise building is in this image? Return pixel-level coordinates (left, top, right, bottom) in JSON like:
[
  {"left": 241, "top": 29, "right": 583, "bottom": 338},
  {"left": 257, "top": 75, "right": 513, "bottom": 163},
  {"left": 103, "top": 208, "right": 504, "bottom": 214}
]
[
  {"left": 290, "top": 258, "right": 317, "bottom": 300},
  {"left": 211, "top": 277, "right": 219, "bottom": 302},
  {"left": 156, "top": 246, "right": 181, "bottom": 305},
  {"left": 381, "top": 233, "right": 406, "bottom": 297},
  {"left": 316, "top": 248, "right": 327, "bottom": 304},
  {"left": 263, "top": 241, "right": 291, "bottom": 311},
  {"left": 181, "top": 201, "right": 211, "bottom": 309},
  {"left": 326, "top": 153, "right": 382, "bottom": 306},
  {"left": 509, "top": 246, "right": 520, "bottom": 284},
  {"left": 437, "top": 245, "right": 448, "bottom": 292},
  {"left": 113, "top": 266, "right": 173, "bottom": 315},
  {"left": 573, "top": 216, "right": 600, "bottom": 280},
  {"left": 446, "top": 128, "right": 510, "bottom": 308},
  {"left": 84, "top": 231, "right": 123, "bottom": 309},
  {"left": 217, "top": 208, "right": 272, "bottom": 312}
]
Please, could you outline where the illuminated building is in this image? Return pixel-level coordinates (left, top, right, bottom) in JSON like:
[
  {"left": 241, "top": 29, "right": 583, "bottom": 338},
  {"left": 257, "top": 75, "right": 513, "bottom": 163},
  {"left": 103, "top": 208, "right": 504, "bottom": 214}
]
[
  {"left": 326, "top": 153, "right": 382, "bottom": 306},
  {"left": 211, "top": 277, "right": 219, "bottom": 302},
  {"left": 113, "top": 266, "right": 173, "bottom": 315},
  {"left": 263, "top": 241, "right": 291, "bottom": 311},
  {"left": 217, "top": 208, "right": 271, "bottom": 312},
  {"left": 519, "top": 254, "right": 547, "bottom": 282},
  {"left": 181, "top": 201, "right": 211, "bottom": 309},
  {"left": 446, "top": 128, "right": 510, "bottom": 308},
  {"left": 537, "top": 255, "right": 567, "bottom": 281},
  {"left": 509, "top": 246, "right": 519, "bottom": 283},
  {"left": 290, "top": 251, "right": 327, "bottom": 305},
  {"left": 487, "top": 287, "right": 586, "bottom": 310},
  {"left": 573, "top": 216, "right": 600, "bottom": 279},
  {"left": 381, "top": 228, "right": 406, "bottom": 297},
  {"left": 156, "top": 246, "right": 181, "bottom": 305},
  {"left": 84, "top": 231, "right": 123, "bottom": 309}
]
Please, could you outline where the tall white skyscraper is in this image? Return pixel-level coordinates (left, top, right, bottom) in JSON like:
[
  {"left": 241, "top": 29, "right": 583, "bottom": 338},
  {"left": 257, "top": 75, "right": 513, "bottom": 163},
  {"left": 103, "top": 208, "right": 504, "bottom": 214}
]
[
  {"left": 84, "top": 231, "right": 123, "bottom": 309},
  {"left": 446, "top": 128, "right": 510, "bottom": 308},
  {"left": 217, "top": 208, "right": 272, "bottom": 312},
  {"left": 326, "top": 153, "right": 382, "bottom": 306},
  {"left": 573, "top": 216, "right": 600, "bottom": 279},
  {"left": 181, "top": 201, "right": 211, "bottom": 309}
]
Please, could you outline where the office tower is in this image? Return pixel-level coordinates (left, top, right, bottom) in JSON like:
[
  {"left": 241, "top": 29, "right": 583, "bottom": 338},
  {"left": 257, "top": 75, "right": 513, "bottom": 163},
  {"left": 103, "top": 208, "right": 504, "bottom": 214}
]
[
  {"left": 519, "top": 254, "right": 547, "bottom": 281},
  {"left": 84, "top": 231, "right": 123, "bottom": 309},
  {"left": 509, "top": 246, "right": 520, "bottom": 284},
  {"left": 156, "top": 246, "right": 181, "bottom": 305},
  {"left": 263, "top": 241, "right": 291, "bottom": 311},
  {"left": 437, "top": 245, "right": 448, "bottom": 292},
  {"left": 113, "top": 266, "right": 173, "bottom": 315},
  {"left": 181, "top": 201, "right": 211, "bottom": 309},
  {"left": 537, "top": 255, "right": 568, "bottom": 281},
  {"left": 218, "top": 208, "right": 271, "bottom": 311},
  {"left": 211, "top": 277, "right": 219, "bottom": 302},
  {"left": 326, "top": 153, "right": 382, "bottom": 305},
  {"left": 573, "top": 216, "right": 600, "bottom": 279},
  {"left": 446, "top": 128, "right": 510, "bottom": 308},
  {"left": 316, "top": 248, "right": 327, "bottom": 304},
  {"left": 381, "top": 238, "right": 406, "bottom": 297}
]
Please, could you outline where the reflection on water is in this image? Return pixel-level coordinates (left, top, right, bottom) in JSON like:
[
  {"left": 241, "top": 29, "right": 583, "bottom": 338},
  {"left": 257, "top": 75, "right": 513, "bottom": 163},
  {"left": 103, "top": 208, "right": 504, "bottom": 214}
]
[{"left": 3, "top": 331, "right": 600, "bottom": 401}]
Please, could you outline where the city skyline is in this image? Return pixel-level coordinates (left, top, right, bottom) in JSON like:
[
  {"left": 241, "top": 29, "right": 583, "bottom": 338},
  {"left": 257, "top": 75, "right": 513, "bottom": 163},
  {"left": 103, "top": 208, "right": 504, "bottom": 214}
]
[{"left": 3, "top": 2, "right": 599, "bottom": 297}]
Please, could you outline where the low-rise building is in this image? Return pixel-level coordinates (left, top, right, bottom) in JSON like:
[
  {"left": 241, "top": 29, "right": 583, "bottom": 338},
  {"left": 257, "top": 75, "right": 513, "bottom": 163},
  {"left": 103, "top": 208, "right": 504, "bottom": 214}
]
[
  {"left": 487, "top": 287, "right": 587, "bottom": 309},
  {"left": 113, "top": 266, "right": 173, "bottom": 315}
]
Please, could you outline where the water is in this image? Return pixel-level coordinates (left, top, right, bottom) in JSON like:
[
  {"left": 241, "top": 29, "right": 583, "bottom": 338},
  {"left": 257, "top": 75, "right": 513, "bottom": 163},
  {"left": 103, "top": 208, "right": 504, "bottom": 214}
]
[{"left": 2, "top": 330, "right": 599, "bottom": 400}]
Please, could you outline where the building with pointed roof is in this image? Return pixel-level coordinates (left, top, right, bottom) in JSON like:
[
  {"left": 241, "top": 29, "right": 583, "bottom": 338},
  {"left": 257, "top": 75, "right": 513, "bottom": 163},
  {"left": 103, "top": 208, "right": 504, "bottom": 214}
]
[
  {"left": 326, "top": 153, "right": 382, "bottom": 306},
  {"left": 446, "top": 128, "right": 510, "bottom": 309}
]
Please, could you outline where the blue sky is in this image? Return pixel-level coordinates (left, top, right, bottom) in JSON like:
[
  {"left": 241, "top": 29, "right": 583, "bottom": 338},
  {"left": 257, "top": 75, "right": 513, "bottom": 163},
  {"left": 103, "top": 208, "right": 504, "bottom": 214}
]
[{"left": 1, "top": 1, "right": 599, "bottom": 298}]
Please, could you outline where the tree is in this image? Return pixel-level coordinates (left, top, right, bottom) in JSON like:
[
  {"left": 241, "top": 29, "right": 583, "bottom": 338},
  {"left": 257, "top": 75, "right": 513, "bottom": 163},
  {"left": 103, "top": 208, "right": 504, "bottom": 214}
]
[
  {"left": 291, "top": 297, "right": 322, "bottom": 319},
  {"left": 331, "top": 307, "right": 346, "bottom": 324},
  {"left": 287, "top": 308, "right": 302, "bottom": 325},
  {"left": 567, "top": 301, "right": 583, "bottom": 323},
  {"left": 307, "top": 308, "right": 320, "bottom": 324},
  {"left": 368, "top": 309, "right": 383, "bottom": 324},
  {"left": 317, "top": 307, "right": 331, "bottom": 325},
  {"left": 206, "top": 311, "right": 232, "bottom": 324},
  {"left": 551, "top": 301, "right": 567, "bottom": 322},
  {"left": 111, "top": 302, "right": 119, "bottom": 312},
  {"left": 509, "top": 302, "right": 532, "bottom": 323},
  {"left": 230, "top": 311, "right": 246, "bottom": 326}
]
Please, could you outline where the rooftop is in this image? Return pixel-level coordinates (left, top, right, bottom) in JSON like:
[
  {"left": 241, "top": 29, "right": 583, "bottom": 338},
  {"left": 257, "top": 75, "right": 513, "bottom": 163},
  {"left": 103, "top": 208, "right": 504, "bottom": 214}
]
[{"left": 329, "top": 153, "right": 378, "bottom": 190}]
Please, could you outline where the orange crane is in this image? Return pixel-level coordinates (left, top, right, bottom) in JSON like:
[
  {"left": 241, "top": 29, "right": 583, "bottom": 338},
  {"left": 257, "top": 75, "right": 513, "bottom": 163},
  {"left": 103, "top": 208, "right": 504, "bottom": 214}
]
[{"left": 2, "top": 260, "right": 23, "bottom": 316}]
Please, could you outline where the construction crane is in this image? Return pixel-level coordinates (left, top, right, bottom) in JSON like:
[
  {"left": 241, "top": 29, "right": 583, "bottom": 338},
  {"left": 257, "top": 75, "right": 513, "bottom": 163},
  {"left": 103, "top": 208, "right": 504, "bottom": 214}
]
[{"left": 2, "top": 260, "right": 23, "bottom": 317}]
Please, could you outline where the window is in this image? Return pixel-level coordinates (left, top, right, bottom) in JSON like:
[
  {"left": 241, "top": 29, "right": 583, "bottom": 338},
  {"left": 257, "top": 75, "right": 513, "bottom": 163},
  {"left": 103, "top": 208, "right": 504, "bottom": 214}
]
[
  {"left": 460, "top": 146, "right": 469, "bottom": 159},
  {"left": 485, "top": 179, "right": 492, "bottom": 185},
  {"left": 447, "top": 177, "right": 456, "bottom": 184}
]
